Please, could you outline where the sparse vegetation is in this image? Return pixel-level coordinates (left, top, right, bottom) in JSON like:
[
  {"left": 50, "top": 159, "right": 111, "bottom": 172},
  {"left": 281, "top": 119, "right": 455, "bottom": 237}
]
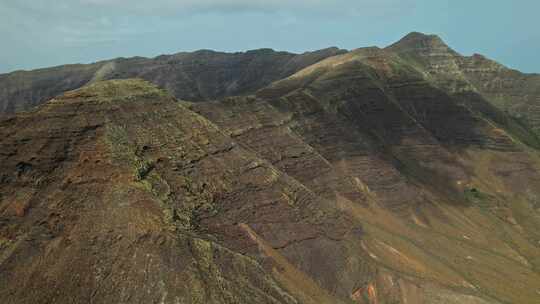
[{"left": 464, "top": 187, "right": 484, "bottom": 201}]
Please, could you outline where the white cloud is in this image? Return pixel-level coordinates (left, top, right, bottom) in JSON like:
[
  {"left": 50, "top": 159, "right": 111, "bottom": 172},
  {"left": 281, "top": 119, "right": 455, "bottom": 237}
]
[
  {"left": 80, "top": 0, "right": 336, "bottom": 11},
  {"left": 0, "top": 0, "right": 413, "bottom": 46},
  {"left": 0, "top": 0, "right": 416, "bottom": 72},
  {"left": 4, "top": 0, "right": 412, "bottom": 16}
]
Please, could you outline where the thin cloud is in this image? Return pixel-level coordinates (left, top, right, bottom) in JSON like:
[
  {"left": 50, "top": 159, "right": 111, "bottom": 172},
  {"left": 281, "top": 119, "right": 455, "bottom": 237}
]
[
  {"left": 4, "top": 0, "right": 412, "bottom": 16},
  {"left": 0, "top": 0, "right": 412, "bottom": 45},
  {"left": 0, "top": 0, "right": 415, "bottom": 72}
]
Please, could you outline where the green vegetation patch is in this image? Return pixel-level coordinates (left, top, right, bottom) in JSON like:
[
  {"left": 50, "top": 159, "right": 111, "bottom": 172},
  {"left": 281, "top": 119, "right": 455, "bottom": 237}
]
[{"left": 464, "top": 186, "right": 490, "bottom": 207}]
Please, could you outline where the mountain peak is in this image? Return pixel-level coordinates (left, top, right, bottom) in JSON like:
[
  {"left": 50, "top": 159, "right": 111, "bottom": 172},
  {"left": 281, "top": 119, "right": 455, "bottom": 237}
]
[
  {"left": 386, "top": 32, "right": 455, "bottom": 54},
  {"left": 401, "top": 31, "right": 442, "bottom": 41}
]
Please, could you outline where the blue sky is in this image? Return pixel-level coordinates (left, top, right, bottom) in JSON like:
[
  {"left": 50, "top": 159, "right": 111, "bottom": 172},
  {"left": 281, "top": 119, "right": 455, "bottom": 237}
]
[{"left": 1, "top": 0, "right": 539, "bottom": 73}]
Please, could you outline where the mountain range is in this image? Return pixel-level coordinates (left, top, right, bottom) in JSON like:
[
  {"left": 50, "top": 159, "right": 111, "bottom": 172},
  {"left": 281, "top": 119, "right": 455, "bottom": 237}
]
[{"left": 1, "top": 32, "right": 540, "bottom": 304}]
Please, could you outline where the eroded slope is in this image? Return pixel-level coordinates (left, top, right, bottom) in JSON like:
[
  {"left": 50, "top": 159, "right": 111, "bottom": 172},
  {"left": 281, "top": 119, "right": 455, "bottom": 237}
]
[
  {"left": 2, "top": 57, "right": 540, "bottom": 303},
  {"left": 192, "top": 52, "right": 540, "bottom": 303},
  {"left": 0, "top": 80, "right": 357, "bottom": 304}
]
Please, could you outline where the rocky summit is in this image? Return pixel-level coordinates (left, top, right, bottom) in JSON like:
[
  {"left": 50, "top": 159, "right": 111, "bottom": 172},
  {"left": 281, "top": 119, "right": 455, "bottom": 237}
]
[{"left": 2, "top": 33, "right": 540, "bottom": 304}]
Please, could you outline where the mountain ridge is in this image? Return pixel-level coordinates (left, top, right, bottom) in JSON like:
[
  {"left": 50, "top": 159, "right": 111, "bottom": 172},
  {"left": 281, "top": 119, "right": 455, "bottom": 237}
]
[
  {"left": 3, "top": 32, "right": 540, "bottom": 135},
  {"left": 0, "top": 46, "right": 347, "bottom": 113},
  {"left": 2, "top": 33, "right": 540, "bottom": 304}
]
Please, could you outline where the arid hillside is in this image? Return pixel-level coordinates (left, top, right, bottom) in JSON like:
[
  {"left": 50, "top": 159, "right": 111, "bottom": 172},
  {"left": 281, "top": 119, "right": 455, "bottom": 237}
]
[{"left": 2, "top": 33, "right": 540, "bottom": 304}]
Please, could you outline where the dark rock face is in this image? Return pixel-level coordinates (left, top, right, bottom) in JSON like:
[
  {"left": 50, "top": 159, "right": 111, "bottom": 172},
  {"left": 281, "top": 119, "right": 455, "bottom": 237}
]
[
  {"left": 2, "top": 33, "right": 540, "bottom": 304},
  {"left": 387, "top": 32, "right": 540, "bottom": 137},
  {"left": 0, "top": 47, "right": 346, "bottom": 114}
]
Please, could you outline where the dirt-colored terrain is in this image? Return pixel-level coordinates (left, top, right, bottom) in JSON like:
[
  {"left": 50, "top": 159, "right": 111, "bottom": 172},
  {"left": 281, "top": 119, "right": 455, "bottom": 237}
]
[{"left": 2, "top": 33, "right": 540, "bottom": 303}]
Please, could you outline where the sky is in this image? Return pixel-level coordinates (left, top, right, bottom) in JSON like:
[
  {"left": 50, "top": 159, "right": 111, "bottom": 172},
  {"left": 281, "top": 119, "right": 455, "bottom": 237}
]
[{"left": 1, "top": 0, "right": 539, "bottom": 74}]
